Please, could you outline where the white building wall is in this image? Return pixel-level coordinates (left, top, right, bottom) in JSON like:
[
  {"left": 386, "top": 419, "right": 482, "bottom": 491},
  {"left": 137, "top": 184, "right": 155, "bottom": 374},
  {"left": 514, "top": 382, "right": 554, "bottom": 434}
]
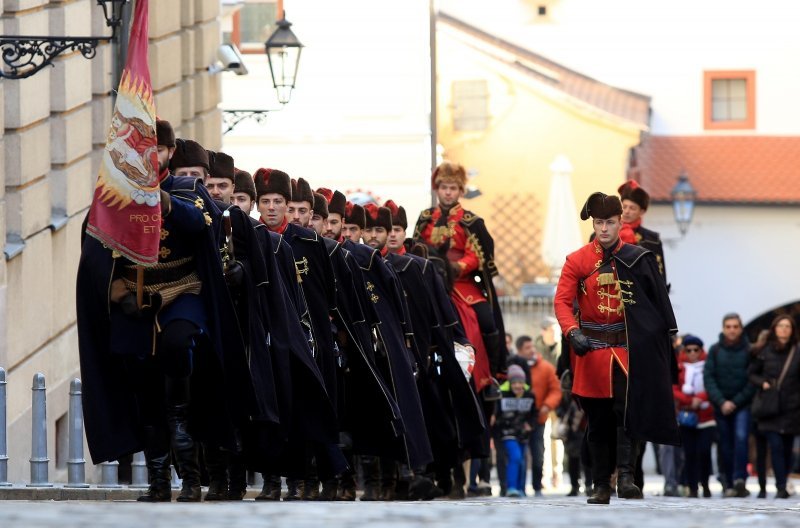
[
  {"left": 438, "top": 0, "right": 800, "bottom": 136},
  {"left": 645, "top": 205, "right": 800, "bottom": 344},
  {"left": 222, "top": 0, "right": 433, "bottom": 215}
]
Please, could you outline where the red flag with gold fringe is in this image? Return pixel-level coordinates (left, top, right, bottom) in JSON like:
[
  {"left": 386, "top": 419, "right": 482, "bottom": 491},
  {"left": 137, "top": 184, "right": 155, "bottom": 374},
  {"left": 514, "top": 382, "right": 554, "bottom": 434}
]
[{"left": 85, "top": 0, "right": 159, "bottom": 265}]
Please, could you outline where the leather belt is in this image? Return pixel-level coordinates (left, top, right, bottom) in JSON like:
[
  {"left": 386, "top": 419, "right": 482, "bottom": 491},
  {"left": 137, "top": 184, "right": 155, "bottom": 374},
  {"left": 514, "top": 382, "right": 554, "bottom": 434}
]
[
  {"left": 122, "top": 260, "right": 195, "bottom": 286},
  {"left": 580, "top": 327, "right": 628, "bottom": 346}
]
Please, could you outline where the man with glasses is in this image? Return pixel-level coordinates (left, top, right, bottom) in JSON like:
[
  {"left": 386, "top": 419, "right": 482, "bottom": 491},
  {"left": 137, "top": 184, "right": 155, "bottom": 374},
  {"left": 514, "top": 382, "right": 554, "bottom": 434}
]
[{"left": 703, "top": 313, "right": 756, "bottom": 497}]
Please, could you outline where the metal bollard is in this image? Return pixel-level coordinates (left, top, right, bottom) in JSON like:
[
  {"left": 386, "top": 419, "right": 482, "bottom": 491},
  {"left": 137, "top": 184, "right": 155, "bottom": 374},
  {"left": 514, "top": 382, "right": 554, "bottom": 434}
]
[
  {"left": 98, "top": 461, "right": 122, "bottom": 488},
  {"left": 0, "top": 368, "right": 10, "bottom": 486},
  {"left": 65, "top": 379, "right": 88, "bottom": 488},
  {"left": 130, "top": 452, "right": 148, "bottom": 488},
  {"left": 28, "top": 373, "right": 52, "bottom": 487}
]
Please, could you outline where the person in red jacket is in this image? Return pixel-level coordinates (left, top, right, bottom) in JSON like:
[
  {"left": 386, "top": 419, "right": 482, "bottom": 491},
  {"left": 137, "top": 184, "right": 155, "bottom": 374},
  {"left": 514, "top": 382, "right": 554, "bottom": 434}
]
[
  {"left": 673, "top": 335, "right": 716, "bottom": 498},
  {"left": 554, "top": 192, "right": 678, "bottom": 505}
]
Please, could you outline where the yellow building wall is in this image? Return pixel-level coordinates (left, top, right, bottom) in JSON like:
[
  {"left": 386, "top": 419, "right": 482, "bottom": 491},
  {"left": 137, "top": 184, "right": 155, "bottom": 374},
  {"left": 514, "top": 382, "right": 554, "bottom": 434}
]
[{"left": 436, "top": 33, "right": 643, "bottom": 290}]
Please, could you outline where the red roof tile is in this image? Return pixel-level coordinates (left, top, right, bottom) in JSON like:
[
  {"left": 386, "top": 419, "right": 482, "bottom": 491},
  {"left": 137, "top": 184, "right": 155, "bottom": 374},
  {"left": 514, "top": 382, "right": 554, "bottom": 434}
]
[{"left": 630, "top": 136, "right": 800, "bottom": 204}]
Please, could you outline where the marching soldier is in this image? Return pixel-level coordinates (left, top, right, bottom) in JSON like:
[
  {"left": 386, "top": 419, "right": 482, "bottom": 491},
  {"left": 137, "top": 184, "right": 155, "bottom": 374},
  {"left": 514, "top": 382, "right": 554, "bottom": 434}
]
[
  {"left": 385, "top": 200, "right": 487, "bottom": 498},
  {"left": 554, "top": 192, "right": 679, "bottom": 505},
  {"left": 78, "top": 122, "right": 253, "bottom": 502},
  {"left": 618, "top": 181, "right": 667, "bottom": 284},
  {"left": 413, "top": 161, "right": 507, "bottom": 401},
  {"left": 414, "top": 161, "right": 507, "bottom": 497}
]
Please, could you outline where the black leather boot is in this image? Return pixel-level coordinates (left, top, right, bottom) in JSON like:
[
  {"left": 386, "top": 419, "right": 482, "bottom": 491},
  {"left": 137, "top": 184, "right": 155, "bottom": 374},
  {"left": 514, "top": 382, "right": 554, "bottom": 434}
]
[
  {"left": 587, "top": 485, "right": 612, "bottom": 504},
  {"left": 381, "top": 460, "right": 397, "bottom": 501},
  {"left": 166, "top": 377, "right": 201, "bottom": 502},
  {"left": 319, "top": 479, "right": 338, "bottom": 501},
  {"left": 360, "top": 456, "right": 381, "bottom": 501},
  {"left": 586, "top": 436, "right": 612, "bottom": 505},
  {"left": 408, "top": 473, "right": 436, "bottom": 501},
  {"left": 137, "top": 425, "right": 173, "bottom": 502},
  {"left": 616, "top": 427, "right": 643, "bottom": 499},
  {"left": 255, "top": 474, "right": 281, "bottom": 501},
  {"left": 203, "top": 444, "right": 229, "bottom": 501},
  {"left": 284, "top": 478, "right": 304, "bottom": 501},
  {"left": 226, "top": 454, "right": 247, "bottom": 501},
  {"left": 337, "top": 473, "right": 356, "bottom": 501},
  {"left": 303, "top": 478, "right": 320, "bottom": 500}
]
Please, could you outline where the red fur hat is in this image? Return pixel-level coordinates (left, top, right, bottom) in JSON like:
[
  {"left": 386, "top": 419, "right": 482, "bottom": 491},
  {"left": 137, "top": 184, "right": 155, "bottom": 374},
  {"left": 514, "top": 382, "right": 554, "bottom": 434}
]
[
  {"left": 344, "top": 201, "right": 366, "bottom": 229},
  {"left": 383, "top": 200, "right": 407, "bottom": 229},
  {"left": 364, "top": 203, "right": 392, "bottom": 231}
]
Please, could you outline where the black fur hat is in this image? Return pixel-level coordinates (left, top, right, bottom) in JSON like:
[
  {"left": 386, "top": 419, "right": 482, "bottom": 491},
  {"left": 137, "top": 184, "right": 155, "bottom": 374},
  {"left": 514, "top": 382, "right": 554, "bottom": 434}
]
[
  {"left": 580, "top": 192, "right": 623, "bottom": 221},
  {"left": 253, "top": 168, "right": 291, "bottom": 201}
]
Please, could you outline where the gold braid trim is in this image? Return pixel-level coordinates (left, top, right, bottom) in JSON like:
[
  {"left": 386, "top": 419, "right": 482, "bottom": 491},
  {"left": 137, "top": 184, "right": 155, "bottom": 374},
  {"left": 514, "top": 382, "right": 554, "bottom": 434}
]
[
  {"left": 465, "top": 231, "right": 485, "bottom": 272},
  {"left": 122, "top": 257, "right": 202, "bottom": 308}
]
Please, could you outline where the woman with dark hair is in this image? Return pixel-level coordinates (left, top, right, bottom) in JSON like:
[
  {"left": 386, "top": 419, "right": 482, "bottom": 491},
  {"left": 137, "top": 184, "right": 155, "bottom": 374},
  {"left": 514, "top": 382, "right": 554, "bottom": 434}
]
[{"left": 748, "top": 315, "right": 800, "bottom": 499}]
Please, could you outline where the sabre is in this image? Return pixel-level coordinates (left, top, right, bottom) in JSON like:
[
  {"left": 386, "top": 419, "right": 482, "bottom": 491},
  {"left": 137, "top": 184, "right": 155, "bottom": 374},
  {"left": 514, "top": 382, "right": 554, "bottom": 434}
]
[{"left": 222, "top": 209, "right": 234, "bottom": 270}]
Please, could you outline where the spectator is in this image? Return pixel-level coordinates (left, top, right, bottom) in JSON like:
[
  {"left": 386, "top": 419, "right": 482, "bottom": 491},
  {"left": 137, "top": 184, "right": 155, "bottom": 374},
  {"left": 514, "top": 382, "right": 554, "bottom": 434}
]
[
  {"left": 704, "top": 313, "right": 756, "bottom": 498},
  {"left": 514, "top": 335, "right": 562, "bottom": 497},
  {"left": 535, "top": 317, "right": 561, "bottom": 365},
  {"left": 748, "top": 315, "right": 800, "bottom": 499},
  {"left": 506, "top": 332, "right": 514, "bottom": 356},
  {"left": 673, "top": 335, "right": 715, "bottom": 498},
  {"left": 492, "top": 365, "right": 536, "bottom": 498}
]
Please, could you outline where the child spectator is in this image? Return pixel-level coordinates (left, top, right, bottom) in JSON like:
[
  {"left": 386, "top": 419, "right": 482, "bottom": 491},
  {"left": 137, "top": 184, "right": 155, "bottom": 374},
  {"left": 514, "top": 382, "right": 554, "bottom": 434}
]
[{"left": 493, "top": 364, "right": 536, "bottom": 497}]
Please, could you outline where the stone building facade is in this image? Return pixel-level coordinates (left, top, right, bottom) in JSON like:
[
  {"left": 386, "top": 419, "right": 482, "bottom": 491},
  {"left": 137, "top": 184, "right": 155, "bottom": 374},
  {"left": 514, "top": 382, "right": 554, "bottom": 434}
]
[{"left": 1, "top": 0, "right": 223, "bottom": 483}]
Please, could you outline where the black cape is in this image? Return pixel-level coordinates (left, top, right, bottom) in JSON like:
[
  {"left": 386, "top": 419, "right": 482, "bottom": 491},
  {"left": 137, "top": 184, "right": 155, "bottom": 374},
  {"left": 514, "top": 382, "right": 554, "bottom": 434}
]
[
  {"left": 325, "top": 238, "right": 405, "bottom": 456},
  {"left": 77, "top": 177, "right": 254, "bottom": 463},
  {"left": 344, "top": 240, "right": 433, "bottom": 468},
  {"left": 251, "top": 222, "right": 345, "bottom": 478},
  {"left": 614, "top": 244, "right": 680, "bottom": 446}
]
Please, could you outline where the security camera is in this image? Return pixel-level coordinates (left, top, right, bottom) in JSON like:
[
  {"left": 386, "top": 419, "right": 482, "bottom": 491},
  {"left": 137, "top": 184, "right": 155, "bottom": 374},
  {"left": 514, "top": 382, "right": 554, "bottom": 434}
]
[{"left": 216, "top": 44, "right": 248, "bottom": 75}]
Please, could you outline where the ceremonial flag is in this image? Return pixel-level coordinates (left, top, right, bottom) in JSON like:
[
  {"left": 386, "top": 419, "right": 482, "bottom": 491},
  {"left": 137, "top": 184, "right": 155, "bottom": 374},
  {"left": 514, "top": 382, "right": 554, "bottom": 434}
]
[{"left": 86, "top": 0, "right": 160, "bottom": 265}]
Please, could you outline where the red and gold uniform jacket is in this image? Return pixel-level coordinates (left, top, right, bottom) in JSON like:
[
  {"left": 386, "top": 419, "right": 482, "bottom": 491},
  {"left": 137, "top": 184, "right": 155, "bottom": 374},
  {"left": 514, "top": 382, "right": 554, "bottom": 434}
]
[
  {"left": 554, "top": 238, "right": 632, "bottom": 399},
  {"left": 414, "top": 203, "right": 490, "bottom": 305}
]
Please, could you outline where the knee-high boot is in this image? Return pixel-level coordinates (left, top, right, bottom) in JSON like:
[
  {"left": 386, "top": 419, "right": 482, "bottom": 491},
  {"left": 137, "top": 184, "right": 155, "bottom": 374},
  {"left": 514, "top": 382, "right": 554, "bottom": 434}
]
[
  {"left": 481, "top": 331, "right": 503, "bottom": 401},
  {"left": 616, "top": 427, "right": 643, "bottom": 499},
  {"left": 227, "top": 452, "right": 247, "bottom": 500},
  {"left": 587, "top": 437, "right": 612, "bottom": 504},
  {"left": 360, "top": 456, "right": 381, "bottom": 501},
  {"left": 202, "top": 444, "right": 228, "bottom": 501},
  {"left": 137, "top": 425, "right": 173, "bottom": 502},
  {"left": 166, "top": 377, "right": 201, "bottom": 502}
]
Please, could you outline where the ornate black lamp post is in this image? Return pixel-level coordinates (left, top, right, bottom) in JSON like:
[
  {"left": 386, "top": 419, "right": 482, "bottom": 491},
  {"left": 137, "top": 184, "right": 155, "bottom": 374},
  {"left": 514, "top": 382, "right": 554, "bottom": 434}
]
[
  {"left": 671, "top": 171, "right": 697, "bottom": 236},
  {"left": 265, "top": 16, "right": 304, "bottom": 105},
  {"left": 0, "top": 1, "right": 128, "bottom": 80},
  {"left": 222, "top": 15, "right": 304, "bottom": 134}
]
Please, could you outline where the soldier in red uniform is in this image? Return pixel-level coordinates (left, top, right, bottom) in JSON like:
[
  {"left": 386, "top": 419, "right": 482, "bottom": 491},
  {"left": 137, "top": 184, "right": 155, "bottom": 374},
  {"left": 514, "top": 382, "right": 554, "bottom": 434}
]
[
  {"left": 618, "top": 181, "right": 667, "bottom": 283},
  {"left": 413, "top": 161, "right": 506, "bottom": 401},
  {"left": 554, "top": 192, "right": 679, "bottom": 505}
]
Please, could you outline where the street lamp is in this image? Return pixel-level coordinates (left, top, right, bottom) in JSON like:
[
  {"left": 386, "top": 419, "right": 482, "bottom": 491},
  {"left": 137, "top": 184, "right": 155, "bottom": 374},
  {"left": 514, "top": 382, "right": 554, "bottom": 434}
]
[
  {"left": 671, "top": 171, "right": 697, "bottom": 236},
  {"left": 265, "top": 16, "right": 304, "bottom": 105},
  {"left": 222, "top": 15, "right": 304, "bottom": 134}
]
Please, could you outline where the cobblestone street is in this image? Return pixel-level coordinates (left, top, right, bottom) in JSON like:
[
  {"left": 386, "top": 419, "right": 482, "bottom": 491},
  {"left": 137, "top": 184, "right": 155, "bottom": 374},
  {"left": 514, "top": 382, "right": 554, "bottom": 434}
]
[{"left": 2, "top": 482, "right": 799, "bottom": 528}]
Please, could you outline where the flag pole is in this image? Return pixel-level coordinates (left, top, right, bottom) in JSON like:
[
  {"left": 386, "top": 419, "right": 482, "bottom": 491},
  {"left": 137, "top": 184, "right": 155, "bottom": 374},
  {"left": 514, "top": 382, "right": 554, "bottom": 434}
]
[{"left": 136, "top": 266, "right": 144, "bottom": 308}]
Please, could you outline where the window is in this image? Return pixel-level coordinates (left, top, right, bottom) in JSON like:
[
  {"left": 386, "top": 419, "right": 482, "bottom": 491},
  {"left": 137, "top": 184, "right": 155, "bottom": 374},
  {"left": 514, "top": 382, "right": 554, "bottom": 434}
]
[
  {"left": 223, "top": 0, "right": 278, "bottom": 54},
  {"left": 704, "top": 71, "right": 756, "bottom": 130},
  {"left": 452, "top": 80, "right": 489, "bottom": 131}
]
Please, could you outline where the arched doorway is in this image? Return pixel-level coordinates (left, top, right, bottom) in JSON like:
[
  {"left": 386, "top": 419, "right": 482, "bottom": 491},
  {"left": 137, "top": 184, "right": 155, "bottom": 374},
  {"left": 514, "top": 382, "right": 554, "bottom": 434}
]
[{"left": 743, "top": 300, "right": 800, "bottom": 342}]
